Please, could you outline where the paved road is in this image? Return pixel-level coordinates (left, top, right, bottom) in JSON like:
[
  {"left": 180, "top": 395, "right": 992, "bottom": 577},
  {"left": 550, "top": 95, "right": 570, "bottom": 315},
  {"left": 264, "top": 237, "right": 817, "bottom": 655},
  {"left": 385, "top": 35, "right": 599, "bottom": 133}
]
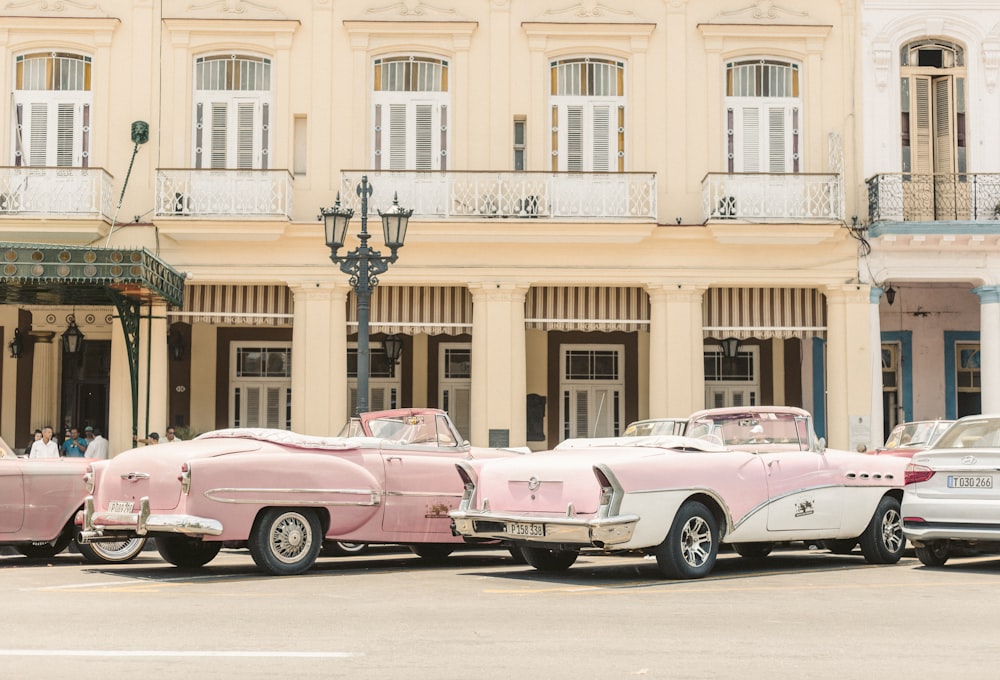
[{"left": 3, "top": 544, "right": 999, "bottom": 679}]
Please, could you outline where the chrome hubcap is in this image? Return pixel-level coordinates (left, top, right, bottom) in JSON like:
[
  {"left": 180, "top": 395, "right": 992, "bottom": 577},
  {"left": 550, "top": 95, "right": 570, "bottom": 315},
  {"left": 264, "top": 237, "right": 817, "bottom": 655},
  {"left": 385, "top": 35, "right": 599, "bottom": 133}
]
[
  {"left": 271, "top": 514, "right": 312, "bottom": 564},
  {"left": 881, "top": 508, "right": 903, "bottom": 553},
  {"left": 680, "top": 516, "right": 712, "bottom": 567}
]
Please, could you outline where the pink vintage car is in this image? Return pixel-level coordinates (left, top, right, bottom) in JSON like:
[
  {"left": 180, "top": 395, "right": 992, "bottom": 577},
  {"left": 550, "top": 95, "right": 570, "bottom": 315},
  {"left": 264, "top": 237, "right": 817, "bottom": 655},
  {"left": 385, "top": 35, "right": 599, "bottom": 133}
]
[
  {"left": 80, "top": 408, "right": 524, "bottom": 576},
  {"left": 0, "top": 436, "right": 146, "bottom": 563},
  {"left": 451, "top": 406, "right": 909, "bottom": 579}
]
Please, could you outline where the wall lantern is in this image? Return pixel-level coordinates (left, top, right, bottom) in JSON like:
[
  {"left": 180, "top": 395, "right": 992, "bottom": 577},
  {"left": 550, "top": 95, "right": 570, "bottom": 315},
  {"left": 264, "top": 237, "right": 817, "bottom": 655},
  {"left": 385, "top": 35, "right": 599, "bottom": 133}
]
[
  {"left": 8, "top": 328, "right": 24, "bottom": 359},
  {"left": 885, "top": 285, "right": 896, "bottom": 306},
  {"left": 62, "top": 319, "right": 85, "bottom": 354},
  {"left": 383, "top": 334, "right": 403, "bottom": 364},
  {"left": 720, "top": 336, "right": 741, "bottom": 359},
  {"left": 169, "top": 330, "right": 185, "bottom": 361}
]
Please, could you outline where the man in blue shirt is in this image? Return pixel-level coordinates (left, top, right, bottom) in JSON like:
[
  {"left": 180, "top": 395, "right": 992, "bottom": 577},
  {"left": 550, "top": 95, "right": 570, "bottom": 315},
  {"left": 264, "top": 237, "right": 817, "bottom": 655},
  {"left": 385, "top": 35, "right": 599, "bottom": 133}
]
[{"left": 61, "top": 427, "right": 88, "bottom": 457}]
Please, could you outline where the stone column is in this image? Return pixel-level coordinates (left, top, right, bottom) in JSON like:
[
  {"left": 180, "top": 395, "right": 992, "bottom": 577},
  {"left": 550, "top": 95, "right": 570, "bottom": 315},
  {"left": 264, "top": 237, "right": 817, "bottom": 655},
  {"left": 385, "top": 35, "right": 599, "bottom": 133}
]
[
  {"left": 647, "top": 284, "right": 706, "bottom": 418},
  {"left": 973, "top": 286, "right": 1000, "bottom": 414},
  {"left": 29, "top": 332, "right": 58, "bottom": 431},
  {"left": 824, "top": 284, "right": 875, "bottom": 451},
  {"left": 869, "top": 286, "right": 887, "bottom": 447},
  {"left": 469, "top": 283, "right": 529, "bottom": 448},
  {"left": 289, "top": 282, "right": 349, "bottom": 435}
]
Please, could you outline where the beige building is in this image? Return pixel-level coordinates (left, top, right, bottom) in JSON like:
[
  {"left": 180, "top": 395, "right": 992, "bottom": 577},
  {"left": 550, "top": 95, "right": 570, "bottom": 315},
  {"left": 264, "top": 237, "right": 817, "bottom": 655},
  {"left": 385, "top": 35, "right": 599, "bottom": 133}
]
[{"left": 0, "top": 0, "right": 873, "bottom": 456}]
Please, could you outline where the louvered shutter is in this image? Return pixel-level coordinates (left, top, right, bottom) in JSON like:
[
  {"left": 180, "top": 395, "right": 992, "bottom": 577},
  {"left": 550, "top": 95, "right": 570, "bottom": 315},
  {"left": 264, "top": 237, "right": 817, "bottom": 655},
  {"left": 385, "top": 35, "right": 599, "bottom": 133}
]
[
  {"left": 738, "top": 105, "right": 761, "bottom": 172},
  {"left": 932, "top": 78, "right": 954, "bottom": 173},
  {"left": 566, "top": 105, "right": 584, "bottom": 171},
  {"left": 415, "top": 103, "right": 433, "bottom": 170},
  {"left": 911, "top": 76, "right": 932, "bottom": 174},
  {"left": 767, "top": 106, "right": 786, "bottom": 172},
  {"left": 56, "top": 103, "right": 76, "bottom": 166},
  {"left": 236, "top": 102, "right": 255, "bottom": 169},
  {"left": 388, "top": 104, "right": 407, "bottom": 170},
  {"left": 27, "top": 103, "right": 47, "bottom": 166},
  {"left": 733, "top": 103, "right": 793, "bottom": 173},
  {"left": 210, "top": 103, "right": 227, "bottom": 169},
  {"left": 592, "top": 104, "right": 610, "bottom": 171}
]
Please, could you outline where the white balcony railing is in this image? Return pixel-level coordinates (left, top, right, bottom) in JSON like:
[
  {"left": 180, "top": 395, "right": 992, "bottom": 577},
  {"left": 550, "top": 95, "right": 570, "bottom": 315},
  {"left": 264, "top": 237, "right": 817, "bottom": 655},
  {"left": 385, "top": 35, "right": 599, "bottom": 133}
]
[
  {"left": 0, "top": 166, "right": 114, "bottom": 220},
  {"left": 702, "top": 173, "right": 842, "bottom": 222},
  {"left": 338, "top": 171, "right": 657, "bottom": 220},
  {"left": 155, "top": 169, "right": 294, "bottom": 219}
]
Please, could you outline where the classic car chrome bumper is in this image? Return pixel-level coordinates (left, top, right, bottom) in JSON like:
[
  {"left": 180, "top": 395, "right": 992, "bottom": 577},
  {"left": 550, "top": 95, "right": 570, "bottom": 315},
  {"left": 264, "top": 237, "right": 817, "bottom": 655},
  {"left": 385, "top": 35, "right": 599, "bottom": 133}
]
[
  {"left": 450, "top": 509, "right": 639, "bottom": 547},
  {"left": 79, "top": 496, "right": 224, "bottom": 542}
]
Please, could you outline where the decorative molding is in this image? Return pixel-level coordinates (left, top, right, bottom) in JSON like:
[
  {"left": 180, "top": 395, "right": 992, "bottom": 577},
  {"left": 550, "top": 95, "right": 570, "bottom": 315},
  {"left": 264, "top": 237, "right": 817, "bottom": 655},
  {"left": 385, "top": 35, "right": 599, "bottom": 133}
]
[
  {"left": 368, "top": 1, "right": 457, "bottom": 17},
  {"left": 985, "top": 25, "right": 1000, "bottom": 94},
  {"left": 186, "top": 0, "right": 285, "bottom": 17},
  {"left": 717, "top": 1, "right": 808, "bottom": 21},
  {"left": 4, "top": 0, "right": 103, "bottom": 12},
  {"left": 543, "top": 1, "right": 636, "bottom": 20},
  {"left": 872, "top": 42, "right": 892, "bottom": 91}
]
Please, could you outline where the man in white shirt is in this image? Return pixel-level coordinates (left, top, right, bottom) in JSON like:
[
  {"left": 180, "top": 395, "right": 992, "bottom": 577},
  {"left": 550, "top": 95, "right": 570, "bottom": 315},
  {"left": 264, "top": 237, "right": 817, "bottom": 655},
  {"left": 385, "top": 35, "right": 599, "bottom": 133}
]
[
  {"left": 29, "top": 426, "right": 59, "bottom": 459},
  {"left": 84, "top": 426, "right": 109, "bottom": 459},
  {"left": 164, "top": 427, "right": 183, "bottom": 443}
]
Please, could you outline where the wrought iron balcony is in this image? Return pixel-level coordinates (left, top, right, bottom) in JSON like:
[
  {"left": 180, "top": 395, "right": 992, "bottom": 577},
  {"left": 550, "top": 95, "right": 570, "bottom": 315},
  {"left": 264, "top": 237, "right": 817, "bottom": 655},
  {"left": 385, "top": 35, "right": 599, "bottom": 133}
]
[
  {"left": 0, "top": 166, "right": 114, "bottom": 220},
  {"left": 867, "top": 173, "right": 1000, "bottom": 222},
  {"left": 337, "top": 170, "right": 657, "bottom": 220},
  {"left": 155, "top": 169, "right": 294, "bottom": 219},
  {"left": 702, "top": 173, "right": 843, "bottom": 222}
]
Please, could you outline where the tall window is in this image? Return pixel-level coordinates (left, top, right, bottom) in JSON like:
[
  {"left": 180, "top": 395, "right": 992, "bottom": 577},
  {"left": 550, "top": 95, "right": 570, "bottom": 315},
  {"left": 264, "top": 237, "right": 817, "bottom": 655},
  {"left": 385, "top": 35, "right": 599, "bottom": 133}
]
[
  {"left": 439, "top": 343, "right": 471, "bottom": 440},
  {"left": 372, "top": 56, "right": 449, "bottom": 170},
  {"left": 881, "top": 342, "right": 901, "bottom": 435},
  {"left": 230, "top": 343, "right": 291, "bottom": 429},
  {"left": 193, "top": 54, "right": 272, "bottom": 169},
  {"left": 347, "top": 344, "right": 399, "bottom": 416},
  {"left": 559, "top": 345, "right": 624, "bottom": 440},
  {"left": 725, "top": 59, "right": 800, "bottom": 173},
  {"left": 955, "top": 342, "right": 980, "bottom": 418},
  {"left": 900, "top": 40, "right": 966, "bottom": 177},
  {"left": 704, "top": 344, "right": 759, "bottom": 408},
  {"left": 550, "top": 58, "right": 625, "bottom": 172},
  {"left": 13, "top": 52, "right": 92, "bottom": 167}
]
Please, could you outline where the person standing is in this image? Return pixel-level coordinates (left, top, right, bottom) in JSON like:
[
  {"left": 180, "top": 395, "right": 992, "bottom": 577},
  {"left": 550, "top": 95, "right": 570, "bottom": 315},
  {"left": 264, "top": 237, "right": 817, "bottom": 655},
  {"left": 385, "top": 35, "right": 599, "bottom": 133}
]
[
  {"left": 164, "top": 427, "right": 183, "bottom": 443},
  {"left": 24, "top": 429, "right": 42, "bottom": 457},
  {"left": 84, "top": 426, "right": 109, "bottom": 459},
  {"left": 61, "top": 427, "right": 88, "bottom": 457},
  {"left": 28, "top": 426, "right": 59, "bottom": 459}
]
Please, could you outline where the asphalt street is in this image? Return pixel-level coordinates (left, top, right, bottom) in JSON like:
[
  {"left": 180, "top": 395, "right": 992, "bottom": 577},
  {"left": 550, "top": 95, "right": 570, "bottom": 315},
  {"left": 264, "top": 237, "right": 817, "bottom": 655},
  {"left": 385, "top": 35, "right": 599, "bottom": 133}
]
[{"left": 3, "top": 544, "right": 999, "bottom": 680}]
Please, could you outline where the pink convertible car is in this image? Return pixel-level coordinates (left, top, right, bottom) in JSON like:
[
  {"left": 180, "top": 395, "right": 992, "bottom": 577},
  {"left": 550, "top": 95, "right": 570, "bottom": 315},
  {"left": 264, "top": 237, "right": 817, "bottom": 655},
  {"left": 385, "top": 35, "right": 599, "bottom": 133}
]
[
  {"left": 80, "top": 409, "right": 523, "bottom": 576},
  {"left": 452, "top": 407, "right": 909, "bottom": 579},
  {"left": 0, "top": 437, "right": 145, "bottom": 563}
]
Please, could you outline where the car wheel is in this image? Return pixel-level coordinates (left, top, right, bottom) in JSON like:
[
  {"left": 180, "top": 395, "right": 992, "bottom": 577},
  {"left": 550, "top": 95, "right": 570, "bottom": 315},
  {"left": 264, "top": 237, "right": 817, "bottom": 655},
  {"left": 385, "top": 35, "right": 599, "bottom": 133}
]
[
  {"left": 408, "top": 544, "right": 455, "bottom": 563},
  {"left": 249, "top": 508, "right": 323, "bottom": 576},
  {"left": 520, "top": 546, "right": 578, "bottom": 571},
  {"left": 654, "top": 501, "right": 719, "bottom": 579},
  {"left": 915, "top": 541, "right": 950, "bottom": 567},
  {"left": 15, "top": 528, "right": 74, "bottom": 559},
  {"left": 508, "top": 544, "right": 528, "bottom": 564},
  {"left": 732, "top": 542, "right": 774, "bottom": 560},
  {"left": 156, "top": 536, "right": 222, "bottom": 568},
  {"left": 858, "top": 495, "right": 905, "bottom": 564},
  {"left": 76, "top": 537, "right": 147, "bottom": 564},
  {"left": 821, "top": 539, "right": 858, "bottom": 555},
  {"left": 320, "top": 541, "right": 369, "bottom": 557}
]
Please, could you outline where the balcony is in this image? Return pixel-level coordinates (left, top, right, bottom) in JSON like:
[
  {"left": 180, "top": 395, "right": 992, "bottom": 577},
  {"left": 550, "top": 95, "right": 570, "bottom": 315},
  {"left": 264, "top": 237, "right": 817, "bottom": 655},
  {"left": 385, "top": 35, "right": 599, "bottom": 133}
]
[
  {"left": 154, "top": 169, "right": 294, "bottom": 220},
  {"left": 0, "top": 167, "right": 115, "bottom": 244},
  {"left": 867, "top": 173, "right": 1000, "bottom": 223},
  {"left": 702, "top": 173, "right": 843, "bottom": 222},
  {"left": 338, "top": 171, "right": 657, "bottom": 220}
]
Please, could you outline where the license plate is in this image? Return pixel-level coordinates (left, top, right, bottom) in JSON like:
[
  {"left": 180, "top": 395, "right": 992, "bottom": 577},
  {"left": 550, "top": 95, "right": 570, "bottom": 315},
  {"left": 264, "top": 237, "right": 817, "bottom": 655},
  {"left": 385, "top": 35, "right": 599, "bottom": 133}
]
[
  {"left": 108, "top": 500, "right": 135, "bottom": 513},
  {"left": 947, "top": 475, "right": 993, "bottom": 489},
  {"left": 507, "top": 522, "right": 544, "bottom": 537}
]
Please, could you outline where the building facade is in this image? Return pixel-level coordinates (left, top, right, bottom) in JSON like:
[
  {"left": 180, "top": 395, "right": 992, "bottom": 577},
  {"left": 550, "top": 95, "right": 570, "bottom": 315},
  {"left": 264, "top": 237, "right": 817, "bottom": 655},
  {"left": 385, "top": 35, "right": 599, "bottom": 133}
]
[{"left": 0, "top": 0, "right": 877, "bottom": 456}]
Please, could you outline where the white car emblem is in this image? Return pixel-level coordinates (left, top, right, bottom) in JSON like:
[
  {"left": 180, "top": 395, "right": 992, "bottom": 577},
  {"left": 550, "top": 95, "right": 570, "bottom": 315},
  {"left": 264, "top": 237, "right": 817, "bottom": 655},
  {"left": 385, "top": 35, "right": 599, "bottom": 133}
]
[
  {"left": 962, "top": 456, "right": 978, "bottom": 465},
  {"left": 527, "top": 476, "right": 541, "bottom": 491}
]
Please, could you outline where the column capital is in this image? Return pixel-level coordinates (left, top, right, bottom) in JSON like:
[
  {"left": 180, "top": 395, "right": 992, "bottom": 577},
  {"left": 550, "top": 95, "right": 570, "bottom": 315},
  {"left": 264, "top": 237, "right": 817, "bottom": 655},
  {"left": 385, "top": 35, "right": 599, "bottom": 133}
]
[
  {"left": 823, "top": 283, "right": 872, "bottom": 305},
  {"left": 869, "top": 286, "right": 884, "bottom": 304},
  {"left": 973, "top": 285, "right": 1000, "bottom": 304},
  {"left": 287, "top": 281, "right": 350, "bottom": 302},
  {"left": 645, "top": 283, "right": 708, "bottom": 304},
  {"left": 467, "top": 282, "right": 530, "bottom": 303}
]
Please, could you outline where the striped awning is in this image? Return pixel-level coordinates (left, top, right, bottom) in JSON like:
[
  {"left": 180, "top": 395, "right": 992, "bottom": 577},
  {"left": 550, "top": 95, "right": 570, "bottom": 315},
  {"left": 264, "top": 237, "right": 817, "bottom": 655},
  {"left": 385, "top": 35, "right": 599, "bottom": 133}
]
[
  {"left": 703, "top": 287, "right": 826, "bottom": 339},
  {"left": 526, "top": 286, "right": 650, "bottom": 332},
  {"left": 173, "top": 284, "right": 293, "bottom": 326},
  {"left": 349, "top": 286, "right": 472, "bottom": 335}
]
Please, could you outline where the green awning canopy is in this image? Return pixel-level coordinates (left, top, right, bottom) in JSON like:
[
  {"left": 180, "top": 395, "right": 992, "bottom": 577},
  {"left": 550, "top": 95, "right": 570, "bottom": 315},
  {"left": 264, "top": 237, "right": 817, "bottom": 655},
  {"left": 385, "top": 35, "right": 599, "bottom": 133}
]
[{"left": 0, "top": 242, "right": 184, "bottom": 307}]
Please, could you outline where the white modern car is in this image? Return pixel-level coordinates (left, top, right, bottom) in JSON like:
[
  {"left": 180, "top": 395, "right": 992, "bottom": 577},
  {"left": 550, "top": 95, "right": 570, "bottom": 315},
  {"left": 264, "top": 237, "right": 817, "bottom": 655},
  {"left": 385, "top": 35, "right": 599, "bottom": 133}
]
[{"left": 902, "top": 414, "right": 1000, "bottom": 566}]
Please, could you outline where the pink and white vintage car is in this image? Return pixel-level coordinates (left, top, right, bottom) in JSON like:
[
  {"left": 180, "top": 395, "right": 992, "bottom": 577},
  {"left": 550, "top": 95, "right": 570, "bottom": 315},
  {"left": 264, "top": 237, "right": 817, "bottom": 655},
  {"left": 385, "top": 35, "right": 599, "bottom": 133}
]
[
  {"left": 451, "top": 407, "right": 909, "bottom": 579},
  {"left": 0, "top": 437, "right": 146, "bottom": 563},
  {"left": 80, "top": 408, "right": 524, "bottom": 576}
]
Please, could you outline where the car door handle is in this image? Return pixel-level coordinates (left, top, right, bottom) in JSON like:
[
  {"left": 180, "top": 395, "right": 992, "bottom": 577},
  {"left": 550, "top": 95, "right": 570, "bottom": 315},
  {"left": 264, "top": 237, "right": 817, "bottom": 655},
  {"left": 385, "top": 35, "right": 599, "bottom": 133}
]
[{"left": 386, "top": 456, "right": 403, "bottom": 463}]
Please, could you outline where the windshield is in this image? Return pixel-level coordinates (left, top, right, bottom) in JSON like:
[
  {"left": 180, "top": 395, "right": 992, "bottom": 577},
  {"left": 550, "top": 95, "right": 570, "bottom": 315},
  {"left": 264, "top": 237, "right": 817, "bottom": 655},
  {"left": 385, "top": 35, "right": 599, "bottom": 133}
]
[
  {"left": 884, "top": 421, "right": 952, "bottom": 449},
  {"left": 623, "top": 420, "right": 685, "bottom": 437},
  {"left": 367, "top": 414, "right": 459, "bottom": 447},
  {"left": 933, "top": 418, "right": 1000, "bottom": 449},
  {"left": 687, "top": 413, "right": 812, "bottom": 451}
]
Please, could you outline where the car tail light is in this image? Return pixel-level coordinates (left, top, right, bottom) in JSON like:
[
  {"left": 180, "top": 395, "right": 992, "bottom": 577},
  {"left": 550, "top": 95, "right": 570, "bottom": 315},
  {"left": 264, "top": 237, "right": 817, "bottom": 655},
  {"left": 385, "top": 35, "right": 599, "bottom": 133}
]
[
  {"left": 593, "top": 466, "right": 616, "bottom": 516},
  {"left": 904, "top": 463, "right": 935, "bottom": 485},
  {"left": 83, "top": 464, "right": 94, "bottom": 494},
  {"left": 455, "top": 462, "right": 478, "bottom": 509},
  {"left": 178, "top": 462, "right": 191, "bottom": 494}
]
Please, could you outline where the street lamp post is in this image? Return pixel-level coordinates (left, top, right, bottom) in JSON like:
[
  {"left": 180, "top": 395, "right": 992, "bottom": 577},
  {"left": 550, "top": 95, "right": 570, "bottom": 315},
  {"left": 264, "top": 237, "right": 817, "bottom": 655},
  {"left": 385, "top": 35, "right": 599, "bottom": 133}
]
[{"left": 320, "top": 175, "right": 412, "bottom": 415}]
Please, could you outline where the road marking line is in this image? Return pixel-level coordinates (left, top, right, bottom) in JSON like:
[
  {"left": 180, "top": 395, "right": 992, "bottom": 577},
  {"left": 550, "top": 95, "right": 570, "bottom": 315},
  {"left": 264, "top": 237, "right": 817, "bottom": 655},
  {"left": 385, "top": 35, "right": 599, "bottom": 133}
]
[{"left": 0, "top": 650, "right": 361, "bottom": 658}]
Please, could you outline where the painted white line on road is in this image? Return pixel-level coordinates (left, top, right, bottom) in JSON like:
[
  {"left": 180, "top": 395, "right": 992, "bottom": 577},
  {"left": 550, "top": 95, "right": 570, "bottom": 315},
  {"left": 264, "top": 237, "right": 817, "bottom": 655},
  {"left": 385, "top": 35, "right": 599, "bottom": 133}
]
[{"left": 0, "top": 650, "right": 361, "bottom": 658}]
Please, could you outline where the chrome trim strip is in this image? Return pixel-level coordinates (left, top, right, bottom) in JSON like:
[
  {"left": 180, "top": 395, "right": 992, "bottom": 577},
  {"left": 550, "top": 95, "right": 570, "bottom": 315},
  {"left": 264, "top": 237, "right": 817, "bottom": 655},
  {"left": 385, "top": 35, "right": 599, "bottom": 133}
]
[{"left": 203, "top": 487, "right": 381, "bottom": 506}]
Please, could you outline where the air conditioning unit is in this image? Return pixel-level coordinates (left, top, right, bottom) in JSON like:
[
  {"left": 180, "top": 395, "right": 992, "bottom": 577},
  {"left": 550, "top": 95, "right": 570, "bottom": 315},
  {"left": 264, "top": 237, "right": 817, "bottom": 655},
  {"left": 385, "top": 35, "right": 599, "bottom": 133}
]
[{"left": 718, "top": 195, "right": 737, "bottom": 219}]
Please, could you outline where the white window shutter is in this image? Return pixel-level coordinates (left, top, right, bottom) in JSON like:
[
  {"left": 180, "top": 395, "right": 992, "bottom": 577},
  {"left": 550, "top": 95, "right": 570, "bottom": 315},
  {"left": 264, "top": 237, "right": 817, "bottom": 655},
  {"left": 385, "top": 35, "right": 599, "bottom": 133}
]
[
  {"left": 932, "top": 77, "right": 954, "bottom": 173},
  {"left": 210, "top": 103, "right": 227, "bottom": 169},
  {"left": 767, "top": 106, "right": 787, "bottom": 172},
  {"left": 236, "top": 102, "right": 255, "bottom": 169},
  {"left": 388, "top": 104, "right": 407, "bottom": 170},
  {"left": 27, "top": 103, "right": 48, "bottom": 166},
  {"left": 565, "top": 105, "right": 584, "bottom": 171},
  {"left": 739, "top": 105, "right": 761, "bottom": 172},
  {"left": 911, "top": 76, "right": 932, "bottom": 174},
  {"left": 415, "top": 104, "right": 433, "bottom": 170},
  {"left": 592, "top": 104, "right": 611, "bottom": 171}
]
